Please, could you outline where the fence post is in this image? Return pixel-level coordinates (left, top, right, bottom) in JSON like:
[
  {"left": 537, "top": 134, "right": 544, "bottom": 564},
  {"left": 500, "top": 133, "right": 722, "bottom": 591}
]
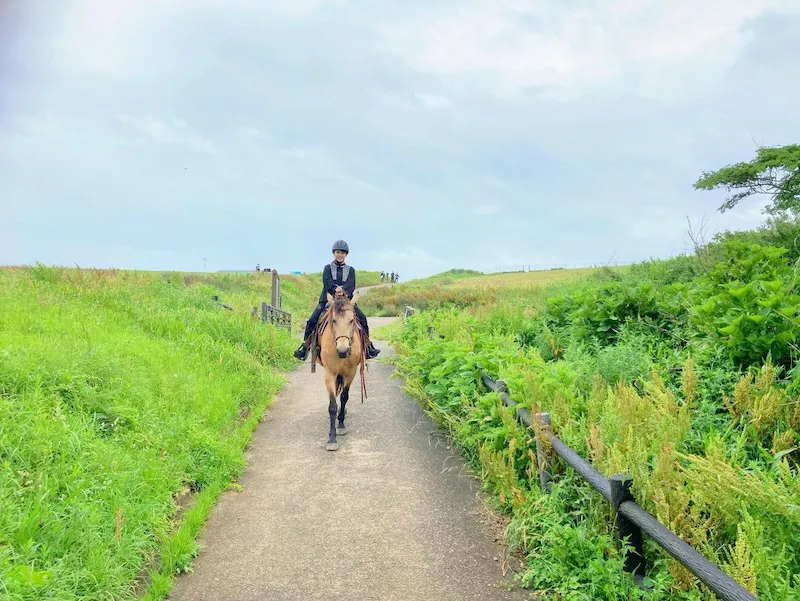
[
  {"left": 261, "top": 302, "right": 268, "bottom": 324},
  {"left": 533, "top": 412, "right": 553, "bottom": 492},
  {"left": 271, "top": 271, "right": 279, "bottom": 308},
  {"left": 610, "top": 475, "right": 647, "bottom": 582},
  {"left": 251, "top": 306, "right": 257, "bottom": 318}
]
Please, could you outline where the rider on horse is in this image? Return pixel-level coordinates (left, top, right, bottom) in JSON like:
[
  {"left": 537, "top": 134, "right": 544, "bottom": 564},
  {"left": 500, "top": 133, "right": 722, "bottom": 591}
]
[{"left": 294, "top": 239, "right": 380, "bottom": 361}]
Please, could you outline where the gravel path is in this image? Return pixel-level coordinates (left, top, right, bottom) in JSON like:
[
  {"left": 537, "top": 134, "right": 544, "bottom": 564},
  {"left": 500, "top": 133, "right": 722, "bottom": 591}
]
[{"left": 168, "top": 317, "right": 531, "bottom": 601}]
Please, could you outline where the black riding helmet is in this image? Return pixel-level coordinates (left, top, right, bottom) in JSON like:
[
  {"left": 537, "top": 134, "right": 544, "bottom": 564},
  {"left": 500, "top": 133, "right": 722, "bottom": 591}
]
[{"left": 332, "top": 239, "right": 349, "bottom": 253}]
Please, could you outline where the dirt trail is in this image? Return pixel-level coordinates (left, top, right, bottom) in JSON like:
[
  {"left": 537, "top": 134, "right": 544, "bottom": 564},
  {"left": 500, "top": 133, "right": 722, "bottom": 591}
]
[
  {"left": 168, "top": 317, "right": 531, "bottom": 601},
  {"left": 353, "top": 282, "right": 392, "bottom": 297}
]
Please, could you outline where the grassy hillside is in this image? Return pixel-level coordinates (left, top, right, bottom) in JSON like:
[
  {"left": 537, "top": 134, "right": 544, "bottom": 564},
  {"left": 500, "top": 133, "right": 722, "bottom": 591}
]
[
  {"left": 164, "top": 269, "right": 381, "bottom": 331},
  {"left": 358, "top": 266, "right": 624, "bottom": 316},
  {"left": 0, "top": 265, "right": 321, "bottom": 600},
  {"left": 385, "top": 223, "right": 800, "bottom": 599}
]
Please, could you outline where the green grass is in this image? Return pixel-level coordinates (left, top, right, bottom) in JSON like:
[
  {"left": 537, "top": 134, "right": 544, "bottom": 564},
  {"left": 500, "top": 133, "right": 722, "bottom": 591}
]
[
  {"left": 358, "top": 266, "right": 625, "bottom": 316},
  {"left": 354, "top": 270, "right": 384, "bottom": 287},
  {"left": 419, "top": 268, "right": 484, "bottom": 281},
  {"left": 0, "top": 265, "right": 321, "bottom": 600},
  {"left": 370, "top": 319, "right": 404, "bottom": 342},
  {"left": 386, "top": 244, "right": 800, "bottom": 600}
]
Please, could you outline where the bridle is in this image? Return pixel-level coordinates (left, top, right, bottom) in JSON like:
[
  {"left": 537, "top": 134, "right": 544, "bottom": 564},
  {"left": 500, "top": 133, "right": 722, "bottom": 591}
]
[
  {"left": 332, "top": 303, "right": 354, "bottom": 350},
  {"left": 335, "top": 334, "right": 353, "bottom": 346}
]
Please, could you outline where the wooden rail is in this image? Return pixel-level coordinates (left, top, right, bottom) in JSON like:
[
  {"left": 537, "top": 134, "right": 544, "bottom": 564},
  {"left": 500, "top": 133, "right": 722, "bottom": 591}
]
[
  {"left": 211, "top": 295, "right": 233, "bottom": 310},
  {"left": 257, "top": 302, "right": 291, "bottom": 332},
  {"left": 481, "top": 373, "right": 757, "bottom": 601}
]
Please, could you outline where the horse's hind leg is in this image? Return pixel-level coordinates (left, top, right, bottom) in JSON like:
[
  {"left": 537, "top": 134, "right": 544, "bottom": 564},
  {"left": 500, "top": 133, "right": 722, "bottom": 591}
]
[
  {"left": 337, "top": 384, "right": 350, "bottom": 435},
  {"left": 324, "top": 371, "right": 339, "bottom": 451}
]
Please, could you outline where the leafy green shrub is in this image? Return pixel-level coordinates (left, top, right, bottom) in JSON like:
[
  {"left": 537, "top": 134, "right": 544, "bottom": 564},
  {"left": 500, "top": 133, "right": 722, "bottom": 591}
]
[
  {"left": 595, "top": 334, "right": 654, "bottom": 390},
  {"left": 627, "top": 255, "right": 704, "bottom": 286},
  {"left": 542, "top": 280, "right": 684, "bottom": 348},
  {"left": 393, "top": 235, "right": 800, "bottom": 599},
  {"left": 711, "top": 214, "right": 800, "bottom": 265},
  {"left": 688, "top": 241, "right": 799, "bottom": 368}
]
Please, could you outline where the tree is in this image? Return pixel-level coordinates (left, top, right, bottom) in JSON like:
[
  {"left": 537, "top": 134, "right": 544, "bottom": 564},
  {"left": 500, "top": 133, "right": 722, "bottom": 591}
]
[{"left": 693, "top": 144, "right": 800, "bottom": 215}]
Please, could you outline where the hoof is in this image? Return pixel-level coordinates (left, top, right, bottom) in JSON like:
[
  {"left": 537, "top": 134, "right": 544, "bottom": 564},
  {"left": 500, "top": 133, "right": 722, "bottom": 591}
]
[
  {"left": 326, "top": 442, "right": 339, "bottom": 451},
  {"left": 337, "top": 425, "right": 348, "bottom": 436}
]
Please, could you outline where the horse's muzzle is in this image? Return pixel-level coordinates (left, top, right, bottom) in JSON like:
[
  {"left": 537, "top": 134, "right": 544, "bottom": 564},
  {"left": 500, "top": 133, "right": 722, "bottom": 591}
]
[{"left": 338, "top": 349, "right": 351, "bottom": 359}]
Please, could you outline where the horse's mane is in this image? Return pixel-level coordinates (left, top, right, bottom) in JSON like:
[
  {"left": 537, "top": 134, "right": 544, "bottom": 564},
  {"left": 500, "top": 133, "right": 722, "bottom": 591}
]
[{"left": 333, "top": 297, "right": 351, "bottom": 314}]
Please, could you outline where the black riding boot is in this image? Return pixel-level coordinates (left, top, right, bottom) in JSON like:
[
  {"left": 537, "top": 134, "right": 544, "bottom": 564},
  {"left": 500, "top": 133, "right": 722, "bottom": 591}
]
[
  {"left": 293, "top": 340, "right": 309, "bottom": 361},
  {"left": 354, "top": 304, "right": 380, "bottom": 359},
  {"left": 294, "top": 303, "right": 327, "bottom": 361}
]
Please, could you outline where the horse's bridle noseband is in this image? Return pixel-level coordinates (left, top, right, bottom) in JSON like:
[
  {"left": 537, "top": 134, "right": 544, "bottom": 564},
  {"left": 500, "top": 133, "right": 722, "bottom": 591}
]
[
  {"left": 335, "top": 334, "right": 353, "bottom": 346},
  {"left": 332, "top": 298, "right": 354, "bottom": 348}
]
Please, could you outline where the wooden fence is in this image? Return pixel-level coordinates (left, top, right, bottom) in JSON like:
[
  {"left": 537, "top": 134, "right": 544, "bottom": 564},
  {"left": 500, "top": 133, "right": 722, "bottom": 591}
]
[
  {"left": 212, "top": 270, "right": 292, "bottom": 332},
  {"left": 402, "top": 306, "right": 756, "bottom": 600},
  {"left": 254, "top": 270, "right": 291, "bottom": 331},
  {"left": 211, "top": 295, "right": 233, "bottom": 310},
  {"left": 480, "top": 372, "right": 757, "bottom": 601},
  {"left": 253, "top": 302, "right": 292, "bottom": 332}
]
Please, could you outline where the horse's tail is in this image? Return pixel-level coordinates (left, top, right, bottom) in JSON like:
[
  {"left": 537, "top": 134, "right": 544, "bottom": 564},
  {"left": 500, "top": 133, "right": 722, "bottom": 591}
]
[{"left": 335, "top": 374, "right": 344, "bottom": 396}]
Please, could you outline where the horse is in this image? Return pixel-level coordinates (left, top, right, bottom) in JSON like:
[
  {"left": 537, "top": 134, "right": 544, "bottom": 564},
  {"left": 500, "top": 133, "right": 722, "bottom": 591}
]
[{"left": 312, "top": 292, "right": 366, "bottom": 451}]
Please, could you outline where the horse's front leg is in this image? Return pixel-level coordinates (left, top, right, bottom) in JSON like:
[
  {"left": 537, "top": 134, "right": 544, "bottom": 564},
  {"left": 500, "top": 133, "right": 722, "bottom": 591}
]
[
  {"left": 324, "top": 371, "right": 339, "bottom": 451},
  {"left": 337, "top": 384, "right": 350, "bottom": 436}
]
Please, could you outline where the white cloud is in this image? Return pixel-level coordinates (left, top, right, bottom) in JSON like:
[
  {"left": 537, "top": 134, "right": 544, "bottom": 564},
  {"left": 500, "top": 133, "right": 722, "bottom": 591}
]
[
  {"left": 381, "top": 0, "right": 800, "bottom": 99},
  {"left": 478, "top": 176, "right": 512, "bottom": 191},
  {"left": 368, "top": 246, "right": 447, "bottom": 266},
  {"left": 3, "top": 0, "right": 800, "bottom": 278},
  {"left": 118, "top": 115, "right": 217, "bottom": 154},
  {"left": 237, "top": 126, "right": 270, "bottom": 143},
  {"left": 413, "top": 93, "right": 453, "bottom": 110},
  {"left": 473, "top": 204, "right": 501, "bottom": 215}
]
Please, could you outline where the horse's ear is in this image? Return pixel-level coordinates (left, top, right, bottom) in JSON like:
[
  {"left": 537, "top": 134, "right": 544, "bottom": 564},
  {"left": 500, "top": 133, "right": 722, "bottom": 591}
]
[{"left": 326, "top": 292, "right": 334, "bottom": 304}]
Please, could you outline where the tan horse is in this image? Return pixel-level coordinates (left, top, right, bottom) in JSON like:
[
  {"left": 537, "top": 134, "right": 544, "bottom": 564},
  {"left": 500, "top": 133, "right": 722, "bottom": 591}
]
[{"left": 314, "top": 292, "right": 366, "bottom": 451}]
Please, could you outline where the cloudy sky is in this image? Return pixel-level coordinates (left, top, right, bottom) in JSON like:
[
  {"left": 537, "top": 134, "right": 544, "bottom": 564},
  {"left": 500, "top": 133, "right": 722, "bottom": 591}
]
[{"left": 2, "top": 0, "right": 799, "bottom": 280}]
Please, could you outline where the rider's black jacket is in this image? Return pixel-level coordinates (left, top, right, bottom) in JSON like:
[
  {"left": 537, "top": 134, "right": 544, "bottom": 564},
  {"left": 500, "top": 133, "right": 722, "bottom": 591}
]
[{"left": 318, "top": 262, "right": 356, "bottom": 304}]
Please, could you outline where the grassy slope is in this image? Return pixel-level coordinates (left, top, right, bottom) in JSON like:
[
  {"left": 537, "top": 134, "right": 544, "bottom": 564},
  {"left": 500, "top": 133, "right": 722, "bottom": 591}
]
[
  {"left": 0, "top": 266, "right": 322, "bottom": 600},
  {"left": 358, "top": 266, "right": 623, "bottom": 316},
  {"left": 175, "top": 270, "right": 381, "bottom": 335}
]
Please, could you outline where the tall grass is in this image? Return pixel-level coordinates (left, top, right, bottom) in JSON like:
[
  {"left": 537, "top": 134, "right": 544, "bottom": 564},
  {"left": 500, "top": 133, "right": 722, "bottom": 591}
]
[
  {"left": 358, "top": 267, "right": 618, "bottom": 316},
  {"left": 386, "top": 242, "right": 800, "bottom": 599},
  {"left": 0, "top": 265, "right": 318, "bottom": 600}
]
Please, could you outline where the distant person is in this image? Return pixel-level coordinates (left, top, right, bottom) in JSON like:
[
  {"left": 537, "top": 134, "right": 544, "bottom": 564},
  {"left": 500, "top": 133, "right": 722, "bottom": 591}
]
[
  {"left": 294, "top": 239, "right": 380, "bottom": 361},
  {"left": 256, "top": 263, "right": 261, "bottom": 272},
  {"left": 394, "top": 272, "right": 399, "bottom": 283},
  {"left": 380, "top": 271, "right": 385, "bottom": 281}
]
